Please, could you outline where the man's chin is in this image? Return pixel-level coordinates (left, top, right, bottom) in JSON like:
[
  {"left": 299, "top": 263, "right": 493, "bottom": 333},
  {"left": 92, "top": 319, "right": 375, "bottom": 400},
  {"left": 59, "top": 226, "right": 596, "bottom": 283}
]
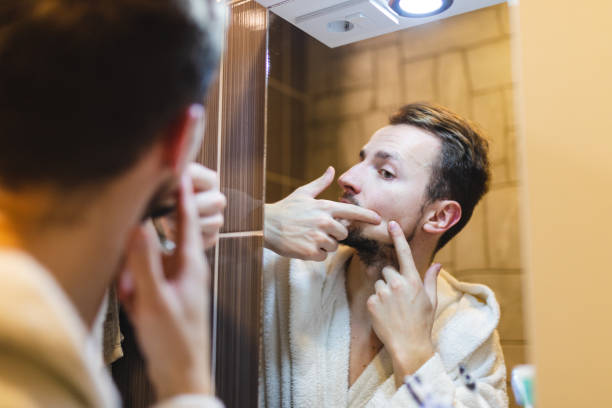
[{"left": 339, "top": 227, "right": 394, "bottom": 266}]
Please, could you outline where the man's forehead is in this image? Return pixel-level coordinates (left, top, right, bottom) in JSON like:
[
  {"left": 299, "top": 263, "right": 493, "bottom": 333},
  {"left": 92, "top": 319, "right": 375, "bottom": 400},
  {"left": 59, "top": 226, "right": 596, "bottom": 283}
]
[{"left": 363, "top": 124, "right": 441, "bottom": 167}]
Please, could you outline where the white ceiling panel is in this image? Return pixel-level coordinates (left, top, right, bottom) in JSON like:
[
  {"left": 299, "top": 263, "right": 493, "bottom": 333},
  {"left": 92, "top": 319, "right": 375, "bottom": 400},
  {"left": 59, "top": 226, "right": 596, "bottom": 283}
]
[{"left": 256, "top": 0, "right": 506, "bottom": 47}]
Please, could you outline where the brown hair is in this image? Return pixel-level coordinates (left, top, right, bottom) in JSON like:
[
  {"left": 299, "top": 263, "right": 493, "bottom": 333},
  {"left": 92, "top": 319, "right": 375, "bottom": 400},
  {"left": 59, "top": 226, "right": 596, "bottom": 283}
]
[
  {"left": 0, "top": 0, "right": 224, "bottom": 189},
  {"left": 389, "top": 102, "right": 490, "bottom": 252}
]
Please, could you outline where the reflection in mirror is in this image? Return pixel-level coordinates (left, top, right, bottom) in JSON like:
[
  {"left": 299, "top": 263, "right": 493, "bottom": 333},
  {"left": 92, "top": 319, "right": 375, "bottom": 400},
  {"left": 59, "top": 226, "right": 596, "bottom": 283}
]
[{"left": 264, "top": 3, "right": 524, "bottom": 407}]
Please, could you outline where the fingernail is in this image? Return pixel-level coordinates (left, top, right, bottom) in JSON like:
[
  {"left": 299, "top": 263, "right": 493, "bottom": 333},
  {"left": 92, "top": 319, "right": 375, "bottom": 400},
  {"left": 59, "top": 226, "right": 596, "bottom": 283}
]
[
  {"left": 189, "top": 103, "right": 205, "bottom": 118},
  {"left": 326, "top": 166, "right": 333, "bottom": 174},
  {"left": 389, "top": 220, "right": 399, "bottom": 232}
]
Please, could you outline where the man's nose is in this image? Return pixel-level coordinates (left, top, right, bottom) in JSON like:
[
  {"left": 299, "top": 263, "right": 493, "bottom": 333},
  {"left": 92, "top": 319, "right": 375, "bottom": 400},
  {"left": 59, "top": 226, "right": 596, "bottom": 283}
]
[{"left": 338, "top": 165, "right": 361, "bottom": 195}]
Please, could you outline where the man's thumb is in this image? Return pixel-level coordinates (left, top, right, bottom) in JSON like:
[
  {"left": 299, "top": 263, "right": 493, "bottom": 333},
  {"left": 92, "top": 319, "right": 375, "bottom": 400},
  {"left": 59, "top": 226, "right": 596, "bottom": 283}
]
[
  {"left": 295, "top": 166, "right": 335, "bottom": 197},
  {"left": 424, "top": 263, "right": 442, "bottom": 309}
]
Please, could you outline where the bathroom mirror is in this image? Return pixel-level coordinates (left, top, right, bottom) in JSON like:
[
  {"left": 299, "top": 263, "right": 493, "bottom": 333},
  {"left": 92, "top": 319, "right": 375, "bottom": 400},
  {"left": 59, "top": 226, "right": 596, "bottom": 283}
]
[{"left": 263, "top": 2, "right": 526, "bottom": 407}]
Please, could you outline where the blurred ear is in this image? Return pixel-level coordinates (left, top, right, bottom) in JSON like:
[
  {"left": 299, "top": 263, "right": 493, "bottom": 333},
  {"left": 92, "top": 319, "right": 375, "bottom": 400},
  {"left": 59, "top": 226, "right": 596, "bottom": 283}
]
[
  {"left": 423, "top": 200, "right": 462, "bottom": 235},
  {"left": 161, "top": 104, "right": 205, "bottom": 175}
]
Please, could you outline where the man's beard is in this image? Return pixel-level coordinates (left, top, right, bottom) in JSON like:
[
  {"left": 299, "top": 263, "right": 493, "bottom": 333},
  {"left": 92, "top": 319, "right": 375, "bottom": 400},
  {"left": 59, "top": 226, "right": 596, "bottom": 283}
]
[
  {"left": 339, "top": 224, "right": 416, "bottom": 268},
  {"left": 337, "top": 192, "right": 419, "bottom": 268}
]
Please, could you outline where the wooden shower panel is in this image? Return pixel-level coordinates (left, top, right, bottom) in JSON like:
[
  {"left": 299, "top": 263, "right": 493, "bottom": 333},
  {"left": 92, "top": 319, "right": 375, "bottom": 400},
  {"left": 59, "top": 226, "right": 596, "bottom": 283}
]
[{"left": 198, "top": 1, "right": 267, "bottom": 407}]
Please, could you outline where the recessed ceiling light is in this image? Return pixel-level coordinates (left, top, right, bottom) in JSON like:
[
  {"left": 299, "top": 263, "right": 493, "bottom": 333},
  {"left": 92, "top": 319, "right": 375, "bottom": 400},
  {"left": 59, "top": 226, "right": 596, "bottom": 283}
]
[{"left": 388, "top": 0, "right": 453, "bottom": 17}]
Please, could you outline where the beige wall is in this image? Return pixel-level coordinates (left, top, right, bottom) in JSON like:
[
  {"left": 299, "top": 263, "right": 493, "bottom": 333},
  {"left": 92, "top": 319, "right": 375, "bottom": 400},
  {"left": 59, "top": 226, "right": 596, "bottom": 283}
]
[
  {"left": 267, "top": 5, "right": 524, "bottom": 406},
  {"left": 517, "top": 0, "right": 612, "bottom": 406}
]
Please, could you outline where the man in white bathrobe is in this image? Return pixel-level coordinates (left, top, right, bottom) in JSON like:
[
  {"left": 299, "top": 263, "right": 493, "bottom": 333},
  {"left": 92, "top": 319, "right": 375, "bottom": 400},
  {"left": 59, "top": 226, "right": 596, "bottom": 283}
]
[
  {"left": 262, "top": 103, "right": 508, "bottom": 407},
  {"left": 0, "top": 1, "right": 227, "bottom": 407}
]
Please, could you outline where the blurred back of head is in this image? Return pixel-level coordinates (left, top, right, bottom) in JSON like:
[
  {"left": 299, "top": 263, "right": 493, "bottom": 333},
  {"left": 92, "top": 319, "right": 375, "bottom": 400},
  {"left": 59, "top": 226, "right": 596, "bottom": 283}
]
[{"left": 0, "top": 0, "right": 224, "bottom": 190}]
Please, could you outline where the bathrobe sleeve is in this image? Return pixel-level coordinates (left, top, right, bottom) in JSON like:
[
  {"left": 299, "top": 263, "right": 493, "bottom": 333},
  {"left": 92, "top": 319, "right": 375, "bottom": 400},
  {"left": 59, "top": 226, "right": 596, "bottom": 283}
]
[
  {"left": 260, "top": 248, "right": 293, "bottom": 408},
  {"left": 365, "top": 333, "right": 508, "bottom": 408}
]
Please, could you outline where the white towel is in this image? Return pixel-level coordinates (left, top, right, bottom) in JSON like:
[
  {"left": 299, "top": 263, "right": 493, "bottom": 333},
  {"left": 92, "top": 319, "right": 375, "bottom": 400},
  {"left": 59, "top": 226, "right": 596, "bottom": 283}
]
[{"left": 261, "top": 246, "right": 508, "bottom": 408}]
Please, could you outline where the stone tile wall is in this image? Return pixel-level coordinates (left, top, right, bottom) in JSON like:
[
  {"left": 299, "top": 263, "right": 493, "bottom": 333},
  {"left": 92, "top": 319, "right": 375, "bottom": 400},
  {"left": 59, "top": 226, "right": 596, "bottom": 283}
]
[{"left": 267, "top": 4, "right": 524, "bottom": 406}]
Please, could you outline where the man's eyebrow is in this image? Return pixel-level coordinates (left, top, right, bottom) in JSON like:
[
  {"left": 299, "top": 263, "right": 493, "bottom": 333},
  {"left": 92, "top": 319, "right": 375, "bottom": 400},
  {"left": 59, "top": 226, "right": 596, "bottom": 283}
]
[
  {"left": 374, "top": 150, "right": 400, "bottom": 162},
  {"left": 359, "top": 150, "right": 400, "bottom": 162}
]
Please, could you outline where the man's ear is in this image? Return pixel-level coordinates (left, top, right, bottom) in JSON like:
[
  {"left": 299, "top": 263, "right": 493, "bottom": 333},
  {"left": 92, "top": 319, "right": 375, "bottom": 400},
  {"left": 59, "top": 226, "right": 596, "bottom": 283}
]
[
  {"left": 423, "top": 200, "right": 462, "bottom": 234},
  {"left": 161, "top": 104, "right": 205, "bottom": 175}
]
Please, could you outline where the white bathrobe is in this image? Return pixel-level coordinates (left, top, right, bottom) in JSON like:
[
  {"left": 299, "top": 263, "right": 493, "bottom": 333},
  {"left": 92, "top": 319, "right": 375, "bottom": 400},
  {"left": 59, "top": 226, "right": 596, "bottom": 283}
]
[
  {"left": 0, "top": 249, "right": 223, "bottom": 408},
  {"left": 261, "top": 246, "right": 508, "bottom": 408}
]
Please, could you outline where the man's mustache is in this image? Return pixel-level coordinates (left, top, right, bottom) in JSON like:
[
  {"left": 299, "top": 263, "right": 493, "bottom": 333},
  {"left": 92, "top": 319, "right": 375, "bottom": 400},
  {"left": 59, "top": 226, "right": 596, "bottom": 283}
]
[{"left": 340, "top": 192, "right": 360, "bottom": 206}]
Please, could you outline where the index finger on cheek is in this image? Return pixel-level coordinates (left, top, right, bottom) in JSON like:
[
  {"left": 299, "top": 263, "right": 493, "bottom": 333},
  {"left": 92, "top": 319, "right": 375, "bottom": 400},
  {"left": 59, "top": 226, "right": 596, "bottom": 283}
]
[
  {"left": 388, "top": 221, "right": 418, "bottom": 276},
  {"left": 381, "top": 265, "right": 401, "bottom": 287}
]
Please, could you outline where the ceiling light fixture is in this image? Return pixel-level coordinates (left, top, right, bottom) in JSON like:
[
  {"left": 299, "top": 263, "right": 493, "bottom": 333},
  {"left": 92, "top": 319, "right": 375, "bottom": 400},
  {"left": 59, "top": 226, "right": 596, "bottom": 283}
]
[{"left": 388, "top": 0, "right": 453, "bottom": 17}]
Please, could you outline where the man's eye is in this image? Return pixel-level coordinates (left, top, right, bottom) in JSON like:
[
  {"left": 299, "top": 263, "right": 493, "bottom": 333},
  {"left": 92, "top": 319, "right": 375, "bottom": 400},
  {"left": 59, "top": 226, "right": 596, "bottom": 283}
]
[{"left": 379, "top": 169, "right": 394, "bottom": 179}]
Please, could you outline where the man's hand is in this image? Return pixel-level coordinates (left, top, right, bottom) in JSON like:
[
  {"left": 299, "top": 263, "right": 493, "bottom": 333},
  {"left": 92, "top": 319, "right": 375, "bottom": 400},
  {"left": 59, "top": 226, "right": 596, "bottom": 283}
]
[
  {"left": 367, "top": 220, "right": 442, "bottom": 387},
  {"left": 189, "top": 163, "right": 226, "bottom": 249},
  {"left": 264, "top": 167, "right": 381, "bottom": 261},
  {"left": 158, "top": 163, "right": 226, "bottom": 249},
  {"left": 117, "top": 172, "right": 212, "bottom": 400}
]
